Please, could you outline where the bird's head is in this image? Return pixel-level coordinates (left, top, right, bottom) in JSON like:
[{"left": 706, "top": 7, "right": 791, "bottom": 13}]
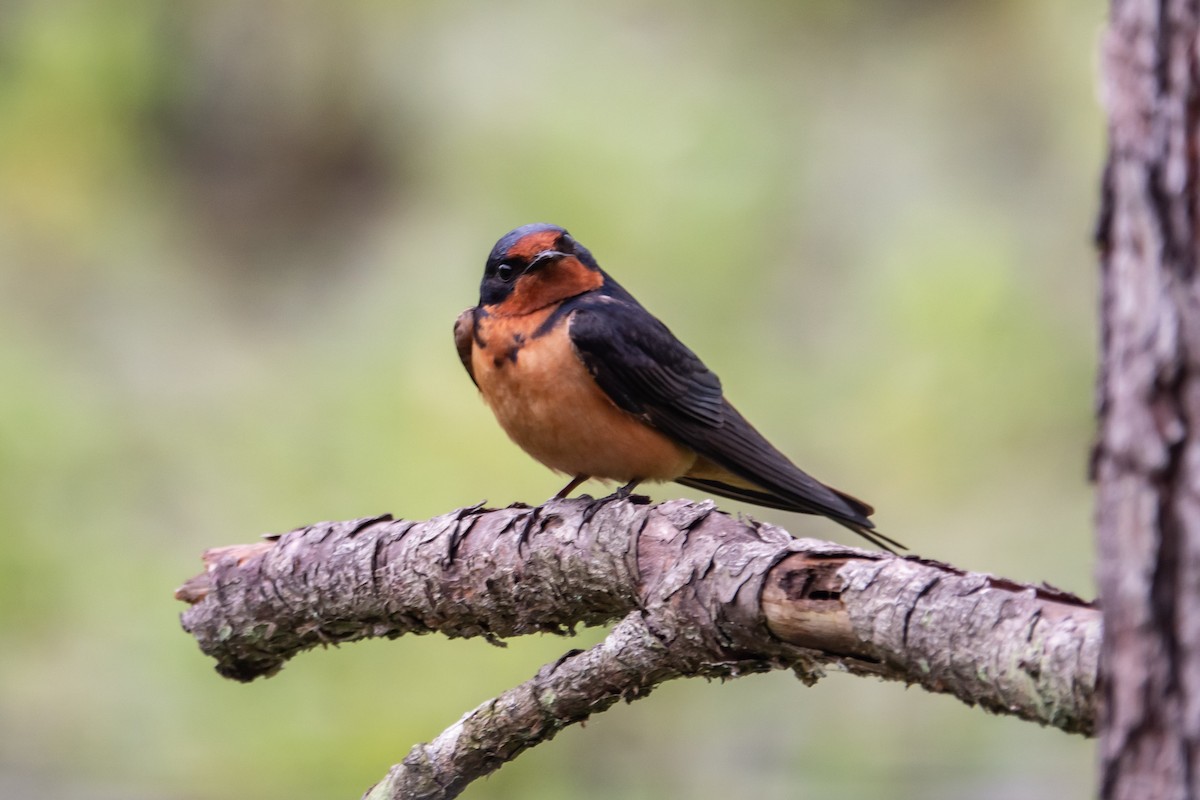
[{"left": 479, "top": 223, "right": 604, "bottom": 314}]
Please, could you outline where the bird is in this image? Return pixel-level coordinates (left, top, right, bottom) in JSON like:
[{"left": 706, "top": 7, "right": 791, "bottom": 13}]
[{"left": 454, "top": 222, "right": 902, "bottom": 552}]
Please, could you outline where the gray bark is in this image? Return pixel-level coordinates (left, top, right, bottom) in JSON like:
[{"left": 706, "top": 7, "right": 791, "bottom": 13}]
[
  {"left": 177, "top": 497, "right": 1098, "bottom": 800},
  {"left": 1095, "top": 2, "right": 1200, "bottom": 798}
]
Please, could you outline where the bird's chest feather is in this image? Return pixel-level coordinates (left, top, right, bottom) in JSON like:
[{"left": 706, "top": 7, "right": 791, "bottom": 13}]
[
  {"left": 468, "top": 309, "right": 600, "bottom": 443},
  {"left": 469, "top": 308, "right": 693, "bottom": 480},
  {"left": 472, "top": 310, "right": 585, "bottom": 426}
]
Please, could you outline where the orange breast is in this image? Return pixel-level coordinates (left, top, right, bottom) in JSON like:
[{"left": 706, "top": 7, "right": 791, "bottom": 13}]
[{"left": 471, "top": 310, "right": 696, "bottom": 482}]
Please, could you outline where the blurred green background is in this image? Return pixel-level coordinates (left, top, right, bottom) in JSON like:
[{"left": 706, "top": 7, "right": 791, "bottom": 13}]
[{"left": 0, "top": 1, "right": 1102, "bottom": 798}]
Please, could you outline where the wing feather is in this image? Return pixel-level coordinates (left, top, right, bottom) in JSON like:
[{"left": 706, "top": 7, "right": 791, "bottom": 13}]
[
  {"left": 568, "top": 294, "right": 897, "bottom": 550},
  {"left": 454, "top": 307, "right": 479, "bottom": 388}
]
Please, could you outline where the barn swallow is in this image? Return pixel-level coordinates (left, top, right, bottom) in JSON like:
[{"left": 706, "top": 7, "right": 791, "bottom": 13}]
[{"left": 454, "top": 222, "right": 901, "bottom": 551}]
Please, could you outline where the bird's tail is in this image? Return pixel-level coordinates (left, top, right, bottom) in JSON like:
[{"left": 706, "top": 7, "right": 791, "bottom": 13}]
[{"left": 674, "top": 476, "right": 905, "bottom": 553}]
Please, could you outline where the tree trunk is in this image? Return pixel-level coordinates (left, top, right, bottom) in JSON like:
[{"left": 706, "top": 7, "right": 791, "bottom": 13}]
[{"left": 1095, "top": 2, "right": 1200, "bottom": 798}]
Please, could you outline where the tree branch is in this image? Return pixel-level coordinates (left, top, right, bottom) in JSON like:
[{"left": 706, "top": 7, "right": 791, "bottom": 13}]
[{"left": 176, "top": 497, "right": 1099, "bottom": 799}]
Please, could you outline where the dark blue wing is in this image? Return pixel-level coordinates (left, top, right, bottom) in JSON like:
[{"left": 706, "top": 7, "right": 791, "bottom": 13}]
[
  {"left": 565, "top": 294, "right": 725, "bottom": 429},
  {"left": 567, "top": 291, "right": 898, "bottom": 551}
]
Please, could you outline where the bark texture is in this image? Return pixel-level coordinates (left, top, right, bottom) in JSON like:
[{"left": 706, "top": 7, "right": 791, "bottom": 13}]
[
  {"left": 178, "top": 497, "right": 1098, "bottom": 799},
  {"left": 1096, "top": 2, "right": 1200, "bottom": 798}
]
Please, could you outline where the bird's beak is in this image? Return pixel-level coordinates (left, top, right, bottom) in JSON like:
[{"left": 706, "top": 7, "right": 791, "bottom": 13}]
[{"left": 528, "top": 250, "right": 569, "bottom": 271}]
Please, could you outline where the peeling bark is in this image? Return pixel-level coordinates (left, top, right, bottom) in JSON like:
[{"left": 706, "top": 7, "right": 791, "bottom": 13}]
[{"left": 178, "top": 497, "right": 1098, "bottom": 799}]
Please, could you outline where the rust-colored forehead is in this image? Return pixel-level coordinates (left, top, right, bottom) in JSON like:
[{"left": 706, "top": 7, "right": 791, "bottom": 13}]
[{"left": 506, "top": 230, "right": 561, "bottom": 260}]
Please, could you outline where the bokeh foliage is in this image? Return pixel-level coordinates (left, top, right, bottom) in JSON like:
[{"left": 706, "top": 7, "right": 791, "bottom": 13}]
[{"left": 0, "top": 2, "right": 1101, "bottom": 798}]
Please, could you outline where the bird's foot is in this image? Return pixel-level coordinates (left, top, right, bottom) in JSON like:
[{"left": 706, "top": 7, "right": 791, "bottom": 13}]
[
  {"left": 515, "top": 506, "right": 541, "bottom": 549},
  {"left": 553, "top": 475, "right": 589, "bottom": 500},
  {"left": 614, "top": 479, "right": 642, "bottom": 500},
  {"left": 581, "top": 480, "right": 645, "bottom": 524},
  {"left": 581, "top": 497, "right": 610, "bottom": 526}
]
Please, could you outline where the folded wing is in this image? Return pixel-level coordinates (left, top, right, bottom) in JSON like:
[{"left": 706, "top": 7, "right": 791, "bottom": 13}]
[{"left": 567, "top": 294, "right": 901, "bottom": 552}]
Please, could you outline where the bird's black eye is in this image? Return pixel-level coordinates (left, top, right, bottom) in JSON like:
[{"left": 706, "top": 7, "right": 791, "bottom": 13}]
[{"left": 496, "top": 263, "right": 517, "bottom": 282}]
